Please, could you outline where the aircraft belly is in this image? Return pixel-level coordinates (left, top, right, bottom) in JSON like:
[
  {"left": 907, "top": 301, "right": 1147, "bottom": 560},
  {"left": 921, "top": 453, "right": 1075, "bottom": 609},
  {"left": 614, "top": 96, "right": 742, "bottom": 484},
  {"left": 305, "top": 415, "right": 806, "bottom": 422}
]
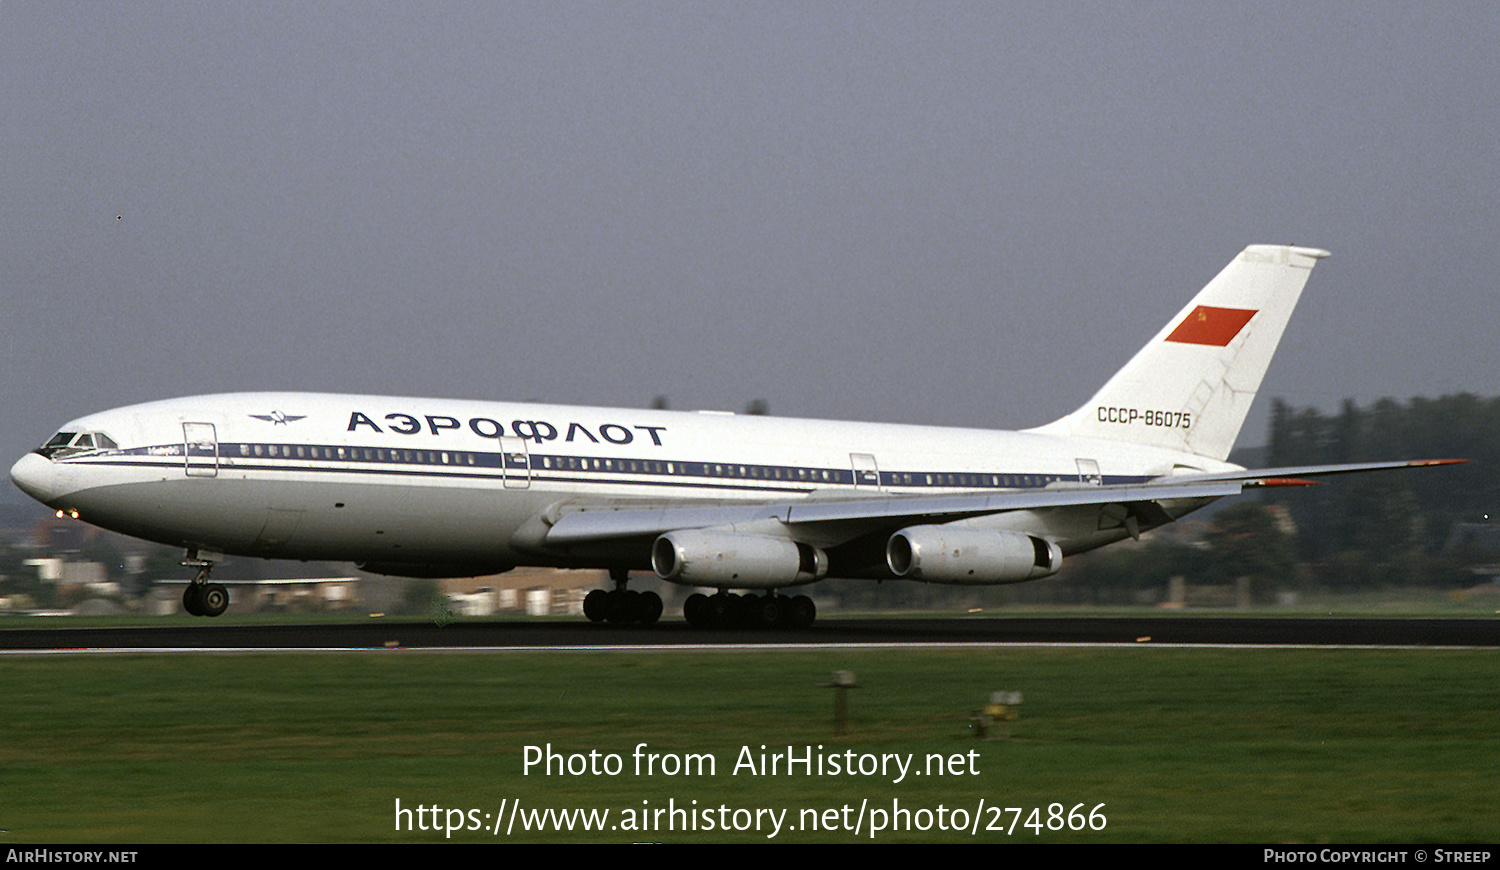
[
  {"left": 62, "top": 475, "right": 548, "bottom": 566},
  {"left": 251, "top": 479, "right": 549, "bottom": 564},
  {"left": 60, "top": 479, "right": 271, "bottom": 552}
]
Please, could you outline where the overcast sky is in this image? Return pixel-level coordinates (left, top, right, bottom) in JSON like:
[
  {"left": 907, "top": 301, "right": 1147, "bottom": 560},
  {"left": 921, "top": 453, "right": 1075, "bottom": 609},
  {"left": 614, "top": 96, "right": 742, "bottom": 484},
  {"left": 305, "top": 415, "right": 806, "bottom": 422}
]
[{"left": 4, "top": 3, "right": 1497, "bottom": 502}]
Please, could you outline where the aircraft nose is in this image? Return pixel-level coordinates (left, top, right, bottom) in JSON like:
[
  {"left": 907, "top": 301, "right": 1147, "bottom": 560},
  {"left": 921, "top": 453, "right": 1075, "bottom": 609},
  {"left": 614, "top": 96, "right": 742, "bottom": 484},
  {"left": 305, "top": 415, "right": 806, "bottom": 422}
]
[{"left": 10, "top": 453, "right": 61, "bottom": 505}]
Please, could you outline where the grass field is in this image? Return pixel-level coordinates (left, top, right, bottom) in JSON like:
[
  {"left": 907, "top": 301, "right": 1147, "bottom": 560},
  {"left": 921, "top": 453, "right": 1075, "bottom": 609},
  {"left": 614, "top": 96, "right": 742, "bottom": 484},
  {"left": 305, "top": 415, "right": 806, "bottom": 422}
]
[{"left": 3, "top": 646, "right": 1497, "bottom": 843}]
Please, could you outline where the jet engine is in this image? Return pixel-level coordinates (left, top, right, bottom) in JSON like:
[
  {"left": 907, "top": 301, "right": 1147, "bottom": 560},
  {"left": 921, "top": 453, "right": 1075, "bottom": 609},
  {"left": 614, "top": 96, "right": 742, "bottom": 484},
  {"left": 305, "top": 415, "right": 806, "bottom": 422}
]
[
  {"left": 886, "top": 525, "right": 1061, "bottom": 584},
  {"left": 652, "top": 529, "right": 827, "bottom": 588}
]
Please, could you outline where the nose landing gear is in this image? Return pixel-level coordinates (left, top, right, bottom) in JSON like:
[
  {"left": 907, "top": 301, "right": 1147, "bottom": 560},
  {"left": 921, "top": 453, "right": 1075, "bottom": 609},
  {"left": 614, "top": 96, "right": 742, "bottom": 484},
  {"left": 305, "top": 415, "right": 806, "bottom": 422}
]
[{"left": 180, "top": 552, "right": 229, "bottom": 618}]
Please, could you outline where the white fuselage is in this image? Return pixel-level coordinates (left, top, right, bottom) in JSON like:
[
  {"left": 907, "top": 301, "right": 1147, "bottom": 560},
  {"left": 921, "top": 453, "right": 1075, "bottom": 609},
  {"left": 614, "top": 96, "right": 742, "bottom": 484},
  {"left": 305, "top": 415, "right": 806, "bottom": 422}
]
[{"left": 10, "top": 391, "right": 1233, "bottom": 577}]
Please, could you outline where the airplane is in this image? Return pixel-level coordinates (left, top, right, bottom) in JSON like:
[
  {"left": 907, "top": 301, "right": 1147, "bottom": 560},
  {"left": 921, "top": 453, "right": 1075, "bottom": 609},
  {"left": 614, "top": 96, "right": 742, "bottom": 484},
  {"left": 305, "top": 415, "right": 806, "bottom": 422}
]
[{"left": 9, "top": 245, "right": 1462, "bottom": 627}]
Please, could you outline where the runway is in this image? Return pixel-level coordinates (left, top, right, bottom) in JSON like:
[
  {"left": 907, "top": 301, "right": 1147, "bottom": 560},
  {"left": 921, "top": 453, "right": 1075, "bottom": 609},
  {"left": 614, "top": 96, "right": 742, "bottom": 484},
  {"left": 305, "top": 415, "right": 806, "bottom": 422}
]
[{"left": 2, "top": 615, "right": 1497, "bottom": 650}]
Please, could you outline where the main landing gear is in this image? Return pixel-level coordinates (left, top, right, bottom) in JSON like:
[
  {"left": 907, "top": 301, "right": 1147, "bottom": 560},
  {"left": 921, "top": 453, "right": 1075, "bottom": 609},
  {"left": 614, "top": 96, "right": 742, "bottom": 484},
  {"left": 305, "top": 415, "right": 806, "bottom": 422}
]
[
  {"left": 180, "top": 553, "right": 230, "bottom": 618},
  {"left": 583, "top": 567, "right": 664, "bottom": 625},
  {"left": 682, "top": 591, "right": 816, "bottom": 629},
  {"left": 583, "top": 570, "right": 816, "bottom": 629}
]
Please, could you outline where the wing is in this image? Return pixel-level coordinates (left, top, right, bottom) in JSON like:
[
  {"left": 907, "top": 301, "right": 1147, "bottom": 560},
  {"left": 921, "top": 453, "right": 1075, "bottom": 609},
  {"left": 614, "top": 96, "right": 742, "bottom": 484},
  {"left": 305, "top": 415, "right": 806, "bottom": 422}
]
[
  {"left": 541, "top": 459, "right": 1465, "bottom": 557},
  {"left": 544, "top": 479, "right": 1247, "bottom": 545}
]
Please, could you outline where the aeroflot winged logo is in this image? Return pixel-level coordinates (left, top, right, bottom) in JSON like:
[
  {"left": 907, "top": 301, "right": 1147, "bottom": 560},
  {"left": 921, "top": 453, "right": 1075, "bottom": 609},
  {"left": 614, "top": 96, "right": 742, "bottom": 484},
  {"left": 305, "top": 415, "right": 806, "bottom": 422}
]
[
  {"left": 1164, "top": 306, "right": 1257, "bottom": 347},
  {"left": 249, "top": 411, "right": 307, "bottom": 425}
]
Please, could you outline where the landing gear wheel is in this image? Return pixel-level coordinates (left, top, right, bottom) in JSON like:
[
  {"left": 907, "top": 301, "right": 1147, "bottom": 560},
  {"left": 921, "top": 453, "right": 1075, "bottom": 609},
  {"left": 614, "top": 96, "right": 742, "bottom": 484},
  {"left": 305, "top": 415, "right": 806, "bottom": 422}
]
[
  {"left": 583, "top": 589, "right": 608, "bottom": 622},
  {"left": 681, "top": 591, "right": 813, "bottom": 629},
  {"left": 724, "top": 593, "right": 746, "bottom": 627},
  {"left": 200, "top": 583, "right": 229, "bottom": 617},
  {"left": 586, "top": 587, "right": 663, "bottom": 625},
  {"left": 787, "top": 595, "right": 816, "bottom": 629},
  {"left": 683, "top": 593, "right": 709, "bottom": 627},
  {"left": 749, "top": 594, "right": 783, "bottom": 628},
  {"left": 606, "top": 589, "right": 642, "bottom": 623},
  {"left": 704, "top": 593, "right": 732, "bottom": 627},
  {"left": 586, "top": 567, "right": 664, "bottom": 626},
  {"left": 182, "top": 584, "right": 205, "bottom": 616},
  {"left": 179, "top": 555, "right": 226, "bottom": 618},
  {"left": 638, "top": 591, "right": 663, "bottom": 625}
]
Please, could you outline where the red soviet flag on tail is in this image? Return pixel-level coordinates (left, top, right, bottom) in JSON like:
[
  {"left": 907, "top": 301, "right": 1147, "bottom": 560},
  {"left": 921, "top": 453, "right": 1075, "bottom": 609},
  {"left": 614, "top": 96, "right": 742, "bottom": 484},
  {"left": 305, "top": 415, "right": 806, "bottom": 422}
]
[{"left": 1165, "top": 305, "right": 1257, "bottom": 347}]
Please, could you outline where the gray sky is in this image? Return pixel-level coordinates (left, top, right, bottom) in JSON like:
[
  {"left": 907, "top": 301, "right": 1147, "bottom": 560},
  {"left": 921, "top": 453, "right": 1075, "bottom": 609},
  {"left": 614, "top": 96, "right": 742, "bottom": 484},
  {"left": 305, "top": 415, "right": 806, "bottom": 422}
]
[{"left": 4, "top": 2, "right": 1497, "bottom": 495}]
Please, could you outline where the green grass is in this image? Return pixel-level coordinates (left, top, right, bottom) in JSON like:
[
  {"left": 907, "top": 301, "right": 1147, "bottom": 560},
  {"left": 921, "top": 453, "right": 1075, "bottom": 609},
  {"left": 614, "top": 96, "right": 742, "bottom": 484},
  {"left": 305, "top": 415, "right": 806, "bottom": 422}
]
[{"left": 2, "top": 648, "right": 1497, "bottom": 842}]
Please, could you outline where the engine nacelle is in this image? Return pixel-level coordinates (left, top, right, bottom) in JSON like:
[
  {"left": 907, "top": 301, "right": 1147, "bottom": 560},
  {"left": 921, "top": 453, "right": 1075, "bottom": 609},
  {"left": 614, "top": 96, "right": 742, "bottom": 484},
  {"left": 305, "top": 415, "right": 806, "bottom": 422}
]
[
  {"left": 652, "top": 530, "right": 827, "bottom": 589},
  {"left": 886, "top": 525, "right": 1061, "bottom": 585}
]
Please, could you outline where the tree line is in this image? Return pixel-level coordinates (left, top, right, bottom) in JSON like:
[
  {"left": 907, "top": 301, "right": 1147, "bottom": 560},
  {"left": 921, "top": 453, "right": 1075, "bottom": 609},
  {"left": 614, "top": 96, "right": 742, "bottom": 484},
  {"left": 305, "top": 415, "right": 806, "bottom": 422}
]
[{"left": 1256, "top": 393, "right": 1498, "bottom": 589}]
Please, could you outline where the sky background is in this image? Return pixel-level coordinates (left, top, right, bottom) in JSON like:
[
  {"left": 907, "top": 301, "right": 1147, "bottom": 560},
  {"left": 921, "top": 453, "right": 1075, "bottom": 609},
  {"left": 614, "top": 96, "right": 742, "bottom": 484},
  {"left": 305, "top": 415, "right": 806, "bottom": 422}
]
[{"left": 4, "top": 3, "right": 1497, "bottom": 506}]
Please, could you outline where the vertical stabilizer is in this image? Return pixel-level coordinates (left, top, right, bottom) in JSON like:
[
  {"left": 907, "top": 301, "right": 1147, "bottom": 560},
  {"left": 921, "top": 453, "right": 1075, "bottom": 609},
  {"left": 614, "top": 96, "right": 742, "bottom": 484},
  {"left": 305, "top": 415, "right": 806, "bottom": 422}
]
[{"left": 1029, "top": 245, "right": 1329, "bottom": 461}]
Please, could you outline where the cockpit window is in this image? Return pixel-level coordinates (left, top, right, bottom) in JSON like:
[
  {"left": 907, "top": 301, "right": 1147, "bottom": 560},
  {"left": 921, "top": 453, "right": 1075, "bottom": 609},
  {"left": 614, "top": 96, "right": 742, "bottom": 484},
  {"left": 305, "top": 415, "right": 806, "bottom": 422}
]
[
  {"left": 42, "top": 432, "right": 77, "bottom": 451},
  {"left": 36, "top": 431, "right": 118, "bottom": 459}
]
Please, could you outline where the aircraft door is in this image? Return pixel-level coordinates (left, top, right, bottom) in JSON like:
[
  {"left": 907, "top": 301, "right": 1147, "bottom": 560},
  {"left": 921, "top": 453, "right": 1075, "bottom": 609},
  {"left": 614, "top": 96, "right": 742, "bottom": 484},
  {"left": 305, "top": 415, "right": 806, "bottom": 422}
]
[
  {"left": 500, "top": 436, "right": 531, "bottom": 489},
  {"left": 1076, "top": 458, "right": 1102, "bottom": 486},
  {"left": 851, "top": 453, "right": 880, "bottom": 490},
  {"left": 184, "top": 423, "right": 218, "bottom": 478}
]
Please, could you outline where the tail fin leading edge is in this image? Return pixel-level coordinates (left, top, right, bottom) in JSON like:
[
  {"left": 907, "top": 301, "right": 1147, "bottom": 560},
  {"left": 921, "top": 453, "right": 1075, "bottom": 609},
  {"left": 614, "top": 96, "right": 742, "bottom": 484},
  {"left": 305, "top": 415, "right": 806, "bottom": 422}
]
[{"left": 1030, "top": 244, "right": 1330, "bottom": 461}]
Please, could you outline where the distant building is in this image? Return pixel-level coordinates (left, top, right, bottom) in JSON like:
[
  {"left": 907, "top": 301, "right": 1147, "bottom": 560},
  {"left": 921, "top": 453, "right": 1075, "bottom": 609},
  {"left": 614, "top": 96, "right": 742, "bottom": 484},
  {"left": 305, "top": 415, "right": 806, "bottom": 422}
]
[
  {"left": 434, "top": 568, "right": 677, "bottom": 617},
  {"left": 436, "top": 567, "right": 610, "bottom": 617}
]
